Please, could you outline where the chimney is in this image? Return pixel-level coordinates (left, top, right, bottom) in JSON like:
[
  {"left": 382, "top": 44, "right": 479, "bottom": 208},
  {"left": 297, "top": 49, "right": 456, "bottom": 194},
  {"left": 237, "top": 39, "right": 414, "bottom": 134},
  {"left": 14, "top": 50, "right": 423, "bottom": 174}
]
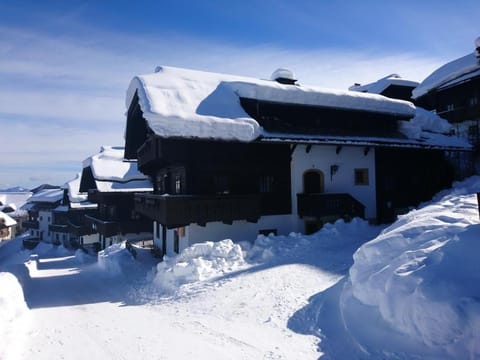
[{"left": 271, "top": 68, "right": 297, "bottom": 85}]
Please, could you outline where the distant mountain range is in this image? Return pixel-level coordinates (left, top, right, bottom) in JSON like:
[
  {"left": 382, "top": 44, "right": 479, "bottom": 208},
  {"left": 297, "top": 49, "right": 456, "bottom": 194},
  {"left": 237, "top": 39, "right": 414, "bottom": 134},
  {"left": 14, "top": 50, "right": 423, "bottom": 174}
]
[
  {"left": 0, "top": 184, "right": 60, "bottom": 193},
  {"left": 0, "top": 186, "right": 31, "bottom": 193}
]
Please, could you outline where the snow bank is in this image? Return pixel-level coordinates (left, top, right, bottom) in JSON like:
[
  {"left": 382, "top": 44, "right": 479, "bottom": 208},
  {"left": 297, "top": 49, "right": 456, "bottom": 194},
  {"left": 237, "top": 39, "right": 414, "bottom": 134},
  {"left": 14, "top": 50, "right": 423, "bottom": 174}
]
[
  {"left": 0, "top": 272, "right": 28, "bottom": 325},
  {"left": 97, "top": 242, "right": 136, "bottom": 275},
  {"left": 153, "top": 218, "right": 380, "bottom": 295},
  {"left": 346, "top": 176, "right": 480, "bottom": 358},
  {"left": 153, "top": 239, "right": 246, "bottom": 293}
]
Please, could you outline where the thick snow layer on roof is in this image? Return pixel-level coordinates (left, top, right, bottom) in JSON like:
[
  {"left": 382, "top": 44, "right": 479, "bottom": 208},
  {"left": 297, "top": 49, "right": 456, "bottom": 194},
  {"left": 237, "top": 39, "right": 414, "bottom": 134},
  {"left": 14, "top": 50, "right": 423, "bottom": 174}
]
[
  {"left": 127, "top": 66, "right": 415, "bottom": 142},
  {"left": 26, "top": 188, "right": 63, "bottom": 204},
  {"left": 83, "top": 146, "right": 153, "bottom": 192},
  {"left": 0, "top": 192, "right": 32, "bottom": 210},
  {"left": 64, "top": 173, "right": 86, "bottom": 203},
  {"left": 0, "top": 212, "right": 16, "bottom": 227},
  {"left": 412, "top": 53, "right": 480, "bottom": 99},
  {"left": 349, "top": 74, "right": 419, "bottom": 94},
  {"left": 62, "top": 173, "right": 97, "bottom": 209}
]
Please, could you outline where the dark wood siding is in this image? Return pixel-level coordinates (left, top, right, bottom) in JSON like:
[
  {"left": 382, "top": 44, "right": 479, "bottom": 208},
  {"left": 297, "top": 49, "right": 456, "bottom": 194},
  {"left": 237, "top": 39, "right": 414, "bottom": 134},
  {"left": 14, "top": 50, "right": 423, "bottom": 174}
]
[
  {"left": 375, "top": 148, "right": 454, "bottom": 223},
  {"left": 240, "top": 98, "right": 410, "bottom": 138},
  {"left": 138, "top": 137, "right": 292, "bottom": 220},
  {"left": 381, "top": 85, "right": 415, "bottom": 101},
  {"left": 125, "top": 91, "right": 150, "bottom": 159},
  {"left": 79, "top": 166, "right": 97, "bottom": 193}
]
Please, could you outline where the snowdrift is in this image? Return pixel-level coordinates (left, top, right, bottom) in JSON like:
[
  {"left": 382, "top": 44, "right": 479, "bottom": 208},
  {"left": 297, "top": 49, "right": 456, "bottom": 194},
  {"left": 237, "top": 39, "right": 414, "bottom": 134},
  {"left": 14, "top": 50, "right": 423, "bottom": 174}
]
[
  {"left": 152, "top": 218, "right": 382, "bottom": 295},
  {"left": 0, "top": 272, "right": 28, "bottom": 324},
  {"left": 153, "top": 239, "right": 246, "bottom": 293},
  {"left": 345, "top": 176, "right": 480, "bottom": 359}
]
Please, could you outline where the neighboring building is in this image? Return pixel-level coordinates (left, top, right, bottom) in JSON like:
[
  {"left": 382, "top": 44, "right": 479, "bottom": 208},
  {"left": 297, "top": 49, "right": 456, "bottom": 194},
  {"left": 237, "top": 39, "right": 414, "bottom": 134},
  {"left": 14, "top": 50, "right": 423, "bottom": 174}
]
[
  {"left": 124, "top": 66, "right": 470, "bottom": 255},
  {"left": 412, "top": 37, "right": 480, "bottom": 151},
  {"left": 50, "top": 174, "right": 99, "bottom": 248},
  {"left": 22, "top": 188, "right": 63, "bottom": 243},
  {"left": 0, "top": 211, "right": 17, "bottom": 241},
  {"left": 349, "top": 74, "right": 419, "bottom": 101},
  {"left": 0, "top": 190, "right": 32, "bottom": 233},
  {"left": 79, "top": 146, "right": 153, "bottom": 250}
]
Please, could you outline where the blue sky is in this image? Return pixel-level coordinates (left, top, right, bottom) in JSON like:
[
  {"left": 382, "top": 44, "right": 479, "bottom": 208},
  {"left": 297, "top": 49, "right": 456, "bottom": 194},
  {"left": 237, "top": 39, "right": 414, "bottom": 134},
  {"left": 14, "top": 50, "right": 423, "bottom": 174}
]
[{"left": 1, "top": 1, "right": 479, "bottom": 189}]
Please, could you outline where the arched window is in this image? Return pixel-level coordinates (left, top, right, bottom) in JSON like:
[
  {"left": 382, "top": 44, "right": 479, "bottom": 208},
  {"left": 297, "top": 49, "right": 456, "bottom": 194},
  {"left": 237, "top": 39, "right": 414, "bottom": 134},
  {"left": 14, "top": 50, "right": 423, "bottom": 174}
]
[{"left": 303, "top": 170, "right": 324, "bottom": 194}]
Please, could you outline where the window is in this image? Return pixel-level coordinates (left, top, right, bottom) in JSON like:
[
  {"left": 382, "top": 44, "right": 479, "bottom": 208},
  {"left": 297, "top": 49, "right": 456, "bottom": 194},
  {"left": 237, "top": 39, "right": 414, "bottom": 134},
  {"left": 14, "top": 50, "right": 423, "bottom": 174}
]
[
  {"left": 174, "top": 230, "right": 179, "bottom": 253},
  {"left": 469, "top": 96, "right": 478, "bottom": 107},
  {"left": 446, "top": 103, "right": 454, "bottom": 112},
  {"left": 40, "top": 216, "right": 43, "bottom": 221},
  {"left": 259, "top": 175, "right": 275, "bottom": 193},
  {"left": 175, "top": 175, "right": 182, "bottom": 194},
  {"left": 354, "top": 168, "right": 369, "bottom": 185}
]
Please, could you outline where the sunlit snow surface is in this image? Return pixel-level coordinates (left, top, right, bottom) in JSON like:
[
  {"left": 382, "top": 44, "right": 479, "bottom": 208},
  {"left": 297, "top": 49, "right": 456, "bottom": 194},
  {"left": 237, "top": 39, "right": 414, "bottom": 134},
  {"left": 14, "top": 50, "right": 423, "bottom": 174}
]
[{"left": 1, "top": 177, "right": 480, "bottom": 359}]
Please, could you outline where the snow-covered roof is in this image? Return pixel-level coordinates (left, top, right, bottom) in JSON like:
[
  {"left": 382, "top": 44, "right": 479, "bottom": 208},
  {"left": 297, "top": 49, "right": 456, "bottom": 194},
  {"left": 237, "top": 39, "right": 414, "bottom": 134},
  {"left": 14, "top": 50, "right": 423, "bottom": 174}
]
[
  {"left": 349, "top": 74, "right": 419, "bottom": 94},
  {"left": 262, "top": 107, "right": 471, "bottom": 151},
  {"left": 83, "top": 146, "right": 153, "bottom": 192},
  {"left": 0, "top": 212, "right": 17, "bottom": 227},
  {"left": 26, "top": 188, "right": 63, "bottom": 204},
  {"left": 412, "top": 52, "right": 480, "bottom": 99},
  {"left": 62, "top": 173, "right": 97, "bottom": 209},
  {"left": 126, "top": 65, "right": 416, "bottom": 142},
  {"left": 0, "top": 192, "right": 32, "bottom": 210}
]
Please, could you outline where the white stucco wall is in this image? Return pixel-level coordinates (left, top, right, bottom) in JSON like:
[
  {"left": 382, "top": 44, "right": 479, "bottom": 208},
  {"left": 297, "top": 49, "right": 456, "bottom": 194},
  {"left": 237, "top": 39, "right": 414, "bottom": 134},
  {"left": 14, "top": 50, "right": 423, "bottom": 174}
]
[
  {"left": 80, "top": 233, "right": 99, "bottom": 245},
  {"left": 291, "top": 144, "right": 377, "bottom": 219},
  {"left": 153, "top": 215, "right": 296, "bottom": 256},
  {"left": 38, "top": 210, "right": 54, "bottom": 243}
]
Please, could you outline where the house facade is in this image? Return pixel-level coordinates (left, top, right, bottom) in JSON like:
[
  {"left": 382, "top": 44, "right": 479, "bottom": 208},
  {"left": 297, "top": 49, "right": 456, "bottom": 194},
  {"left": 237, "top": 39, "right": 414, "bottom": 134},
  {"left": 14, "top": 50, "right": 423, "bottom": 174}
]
[
  {"left": 49, "top": 174, "right": 98, "bottom": 248},
  {"left": 79, "top": 146, "right": 153, "bottom": 250},
  {"left": 124, "top": 66, "right": 470, "bottom": 256},
  {"left": 22, "top": 188, "right": 63, "bottom": 244},
  {"left": 412, "top": 37, "right": 480, "bottom": 174},
  {"left": 0, "top": 212, "right": 17, "bottom": 241}
]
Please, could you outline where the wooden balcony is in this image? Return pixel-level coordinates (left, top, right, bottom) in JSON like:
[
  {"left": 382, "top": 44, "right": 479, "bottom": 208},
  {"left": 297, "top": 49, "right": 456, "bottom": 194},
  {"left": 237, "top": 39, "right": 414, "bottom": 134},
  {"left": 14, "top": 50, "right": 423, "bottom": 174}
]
[
  {"left": 297, "top": 193, "right": 365, "bottom": 219},
  {"left": 84, "top": 215, "right": 152, "bottom": 238},
  {"left": 23, "top": 220, "right": 39, "bottom": 229},
  {"left": 49, "top": 224, "right": 69, "bottom": 233},
  {"left": 134, "top": 193, "right": 261, "bottom": 229},
  {"left": 67, "top": 221, "right": 95, "bottom": 236}
]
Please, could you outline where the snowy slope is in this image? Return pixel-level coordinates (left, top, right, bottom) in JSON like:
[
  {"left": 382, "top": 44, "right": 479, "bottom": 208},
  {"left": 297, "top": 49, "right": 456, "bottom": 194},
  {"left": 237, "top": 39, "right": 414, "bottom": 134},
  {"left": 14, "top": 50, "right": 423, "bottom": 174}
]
[{"left": 1, "top": 177, "right": 480, "bottom": 359}]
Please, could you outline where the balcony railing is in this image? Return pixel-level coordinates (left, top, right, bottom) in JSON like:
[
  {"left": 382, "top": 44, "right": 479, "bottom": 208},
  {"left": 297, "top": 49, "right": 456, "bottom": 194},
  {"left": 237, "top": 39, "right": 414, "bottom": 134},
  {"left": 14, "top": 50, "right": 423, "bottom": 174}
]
[
  {"left": 297, "top": 193, "right": 365, "bottom": 219},
  {"left": 23, "top": 220, "right": 39, "bottom": 229},
  {"left": 84, "top": 215, "right": 152, "bottom": 238},
  {"left": 135, "top": 193, "right": 261, "bottom": 228},
  {"left": 49, "top": 224, "right": 69, "bottom": 233}
]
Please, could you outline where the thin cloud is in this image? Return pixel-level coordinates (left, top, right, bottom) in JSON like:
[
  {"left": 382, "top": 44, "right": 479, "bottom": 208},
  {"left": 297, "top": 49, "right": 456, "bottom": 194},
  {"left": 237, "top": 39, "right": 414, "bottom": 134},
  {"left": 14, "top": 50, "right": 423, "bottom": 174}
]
[{"left": 0, "top": 25, "right": 453, "bottom": 188}]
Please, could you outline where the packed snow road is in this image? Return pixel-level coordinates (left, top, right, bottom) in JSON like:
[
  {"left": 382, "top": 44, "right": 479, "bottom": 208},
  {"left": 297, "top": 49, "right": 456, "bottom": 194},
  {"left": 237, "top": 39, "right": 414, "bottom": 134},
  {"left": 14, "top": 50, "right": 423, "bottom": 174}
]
[{"left": 1, "top": 220, "right": 383, "bottom": 360}]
